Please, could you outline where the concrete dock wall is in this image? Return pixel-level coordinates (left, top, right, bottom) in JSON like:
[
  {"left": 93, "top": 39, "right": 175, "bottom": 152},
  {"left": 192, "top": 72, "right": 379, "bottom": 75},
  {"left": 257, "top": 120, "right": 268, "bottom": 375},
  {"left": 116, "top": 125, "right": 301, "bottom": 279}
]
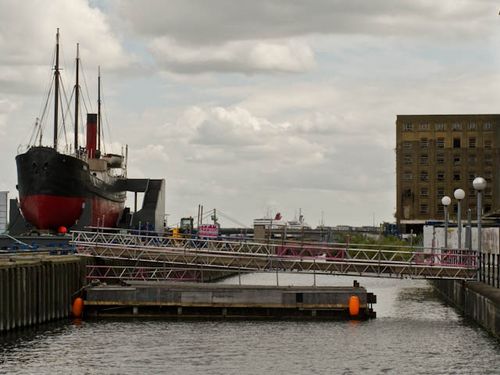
[
  {"left": 0, "top": 256, "right": 82, "bottom": 332},
  {"left": 432, "top": 280, "right": 500, "bottom": 339}
]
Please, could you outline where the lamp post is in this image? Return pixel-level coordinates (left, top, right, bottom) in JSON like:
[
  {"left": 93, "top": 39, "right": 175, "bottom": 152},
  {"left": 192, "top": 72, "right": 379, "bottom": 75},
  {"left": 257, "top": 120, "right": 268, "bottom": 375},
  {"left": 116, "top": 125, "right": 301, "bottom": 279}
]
[
  {"left": 473, "top": 177, "right": 487, "bottom": 280},
  {"left": 441, "top": 196, "right": 451, "bottom": 249},
  {"left": 454, "top": 189, "right": 465, "bottom": 249}
]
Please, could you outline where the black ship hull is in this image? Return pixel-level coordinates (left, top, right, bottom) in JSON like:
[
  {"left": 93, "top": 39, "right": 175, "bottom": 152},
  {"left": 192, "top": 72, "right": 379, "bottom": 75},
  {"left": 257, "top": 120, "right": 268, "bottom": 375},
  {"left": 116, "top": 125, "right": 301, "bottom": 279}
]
[{"left": 16, "top": 146, "right": 126, "bottom": 229}]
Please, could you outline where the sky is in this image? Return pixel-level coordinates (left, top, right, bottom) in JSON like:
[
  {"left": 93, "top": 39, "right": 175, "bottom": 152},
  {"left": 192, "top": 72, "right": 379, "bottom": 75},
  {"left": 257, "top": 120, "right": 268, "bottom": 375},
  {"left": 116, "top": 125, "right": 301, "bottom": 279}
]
[{"left": 1, "top": 0, "right": 500, "bottom": 228}]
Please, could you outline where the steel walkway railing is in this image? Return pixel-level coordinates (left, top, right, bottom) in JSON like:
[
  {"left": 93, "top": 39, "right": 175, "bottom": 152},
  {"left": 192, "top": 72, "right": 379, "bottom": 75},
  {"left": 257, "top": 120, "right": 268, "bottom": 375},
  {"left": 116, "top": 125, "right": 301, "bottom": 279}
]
[{"left": 71, "top": 230, "right": 478, "bottom": 280}]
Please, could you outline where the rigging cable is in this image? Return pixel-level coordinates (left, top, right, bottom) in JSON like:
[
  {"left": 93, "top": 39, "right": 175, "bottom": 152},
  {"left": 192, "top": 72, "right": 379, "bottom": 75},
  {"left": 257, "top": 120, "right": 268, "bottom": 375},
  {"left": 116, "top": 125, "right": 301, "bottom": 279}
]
[
  {"left": 59, "top": 75, "right": 72, "bottom": 149},
  {"left": 25, "top": 44, "right": 57, "bottom": 148},
  {"left": 100, "top": 74, "right": 113, "bottom": 155},
  {"left": 217, "top": 210, "right": 251, "bottom": 228},
  {"left": 79, "top": 59, "right": 94, "bottom": 113}
]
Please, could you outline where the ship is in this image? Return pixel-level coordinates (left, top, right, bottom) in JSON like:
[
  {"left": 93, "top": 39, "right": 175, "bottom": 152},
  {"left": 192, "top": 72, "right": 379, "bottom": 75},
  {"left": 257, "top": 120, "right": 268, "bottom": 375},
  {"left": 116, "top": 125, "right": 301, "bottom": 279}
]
[
  {"left": 253, "top": 210, "right": 311, "bottom": 230},
  {"left": 15, "top": 29, "right": 127, "bottom": 230}
]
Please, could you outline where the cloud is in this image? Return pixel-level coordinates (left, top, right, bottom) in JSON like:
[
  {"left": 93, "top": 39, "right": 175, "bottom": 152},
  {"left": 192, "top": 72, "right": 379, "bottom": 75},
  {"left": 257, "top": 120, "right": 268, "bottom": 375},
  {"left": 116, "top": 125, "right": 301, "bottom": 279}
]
[
  {"left": 150, "top": 37, "right": 315, "bottom": 74},
  {"left": 160, "top": 105, "right": 331, "bottom": 175},
  {"left": 187, "top": 106, "right": 285, "bottom": 146},
  {"left": 0, "top": 0, "right": 132, "bottom": 95},
  {"left": 0, "top": 99, "right": 17, "bottom": 136},
  {"left": 113, "top": 0, "right": 495, "bottom": 75},
  {"left": 131, "top": 144, "right": 170, "bottom": 164},
  {"left": 117, "top": 0, "right": 494, "bottom": 44}
]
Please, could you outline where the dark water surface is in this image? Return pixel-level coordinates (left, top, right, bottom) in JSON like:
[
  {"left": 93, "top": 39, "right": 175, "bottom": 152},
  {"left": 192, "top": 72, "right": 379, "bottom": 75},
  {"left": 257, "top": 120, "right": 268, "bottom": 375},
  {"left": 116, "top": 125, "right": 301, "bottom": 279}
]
[{"left": 1, "top": 274, "right": 500, "bottom": 374}]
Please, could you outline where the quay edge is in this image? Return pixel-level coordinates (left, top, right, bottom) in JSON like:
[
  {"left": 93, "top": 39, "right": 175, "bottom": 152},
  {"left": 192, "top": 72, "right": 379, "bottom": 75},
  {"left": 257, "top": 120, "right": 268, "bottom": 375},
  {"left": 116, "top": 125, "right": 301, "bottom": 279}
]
[
  {"left": 0, "top": 255, "right": 83, "bottom": 332},
  {"left": 432, "top": 280, "right": 500, "bottom": 340}
]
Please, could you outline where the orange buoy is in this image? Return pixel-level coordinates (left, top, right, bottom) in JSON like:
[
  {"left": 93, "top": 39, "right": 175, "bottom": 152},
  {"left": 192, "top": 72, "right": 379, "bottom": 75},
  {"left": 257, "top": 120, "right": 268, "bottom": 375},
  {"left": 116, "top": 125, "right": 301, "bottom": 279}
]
[
  {"left": 348, "top": 295, "right": 360, "bottom": 317},
  {"left": 72, "top": 297, "right": 84, "bottom": 318}
]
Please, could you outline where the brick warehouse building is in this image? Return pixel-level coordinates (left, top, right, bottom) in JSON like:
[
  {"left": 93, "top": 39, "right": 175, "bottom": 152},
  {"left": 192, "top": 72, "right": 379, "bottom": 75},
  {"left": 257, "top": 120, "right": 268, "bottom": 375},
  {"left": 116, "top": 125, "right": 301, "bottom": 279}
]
[{"left": 395, "top": 114, "right": 500, "bottom": 233}]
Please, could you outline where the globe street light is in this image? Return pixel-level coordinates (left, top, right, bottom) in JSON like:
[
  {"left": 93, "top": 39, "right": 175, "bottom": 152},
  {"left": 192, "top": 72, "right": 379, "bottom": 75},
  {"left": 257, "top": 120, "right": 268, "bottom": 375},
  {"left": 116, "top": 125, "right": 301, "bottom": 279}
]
[
  {"left": 441, "top": 196, "right": 451, "bottom": 249},
  {"left": 454, "top": 189, "right": 466, "bottom": 249},
  {"left": 473, "top": 177, "right": 487, "bottom": 278}
]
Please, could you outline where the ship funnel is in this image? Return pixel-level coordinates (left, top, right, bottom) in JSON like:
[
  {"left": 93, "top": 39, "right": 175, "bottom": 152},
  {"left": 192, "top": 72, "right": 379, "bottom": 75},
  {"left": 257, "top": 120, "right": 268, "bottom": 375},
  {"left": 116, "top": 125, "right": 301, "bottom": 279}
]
[{"left": 86, "top": 113, "right": 98, "bottom": 158}]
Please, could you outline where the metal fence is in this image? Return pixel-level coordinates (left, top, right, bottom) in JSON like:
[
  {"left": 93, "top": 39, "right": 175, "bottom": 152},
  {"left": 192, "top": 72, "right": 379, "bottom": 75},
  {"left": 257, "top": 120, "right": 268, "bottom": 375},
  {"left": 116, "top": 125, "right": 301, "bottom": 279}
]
[{"left": 478, "top": 253, "right": 500, "bottom": 288}]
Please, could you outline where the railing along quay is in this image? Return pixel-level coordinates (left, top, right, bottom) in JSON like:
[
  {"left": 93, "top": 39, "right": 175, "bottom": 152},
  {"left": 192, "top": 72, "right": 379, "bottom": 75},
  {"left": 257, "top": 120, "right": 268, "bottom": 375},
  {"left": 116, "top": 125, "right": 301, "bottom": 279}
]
[
  {"left": 71, "top": 230, "right": 478, "bottom": 280},
  {"left": 478, "top": 252, "right": 500, "bottom": 288}
]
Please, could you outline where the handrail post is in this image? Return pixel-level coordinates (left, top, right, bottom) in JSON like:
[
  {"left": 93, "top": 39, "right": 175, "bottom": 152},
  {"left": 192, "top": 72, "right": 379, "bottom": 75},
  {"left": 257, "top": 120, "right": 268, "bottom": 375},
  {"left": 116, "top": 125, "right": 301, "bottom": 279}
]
[{"left": 377, "top": 249, "right": 381, "bottom": 276}]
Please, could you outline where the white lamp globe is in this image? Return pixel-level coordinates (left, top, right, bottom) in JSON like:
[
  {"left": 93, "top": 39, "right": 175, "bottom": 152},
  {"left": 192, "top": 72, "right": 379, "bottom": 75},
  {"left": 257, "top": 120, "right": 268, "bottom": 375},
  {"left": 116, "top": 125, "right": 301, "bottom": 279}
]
[
  {"left": 473, "top": 177, "right": 487, "bottom": 191},
  {"left": 454, "top": 188, "right": 465, "bottom": 200},
  {"left": 441, "top": 196, "right": 451, "bottom": 206}
]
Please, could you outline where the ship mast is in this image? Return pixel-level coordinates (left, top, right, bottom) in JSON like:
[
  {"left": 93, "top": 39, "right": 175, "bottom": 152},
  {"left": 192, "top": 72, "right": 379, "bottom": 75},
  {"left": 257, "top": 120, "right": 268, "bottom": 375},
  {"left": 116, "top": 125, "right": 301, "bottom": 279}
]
[
  {"left": 97, "top": 66, "right": 101, "bottom": 153},
  {"left": 53, "top": 28, "right": 60, "bottom": 151},
  {"left": 74, "top": 43, "right": 80, "bottom": 152}
]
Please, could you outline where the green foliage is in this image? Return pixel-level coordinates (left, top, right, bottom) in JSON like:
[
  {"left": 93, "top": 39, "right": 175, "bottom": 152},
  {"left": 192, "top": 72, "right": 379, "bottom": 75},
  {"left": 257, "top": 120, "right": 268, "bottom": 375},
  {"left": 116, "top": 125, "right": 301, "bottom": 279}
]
[
  {"left": 337, "top": 233, "right": 408, "bottom": 247},
  {"left": 335, "top": 233, "right": 417, "bottom": 261}
]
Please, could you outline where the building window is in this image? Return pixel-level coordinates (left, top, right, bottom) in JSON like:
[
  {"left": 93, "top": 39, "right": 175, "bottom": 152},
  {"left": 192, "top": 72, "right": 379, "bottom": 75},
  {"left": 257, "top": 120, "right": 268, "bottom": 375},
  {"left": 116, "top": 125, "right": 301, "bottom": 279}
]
[
  {"left": 420, "top": 171, "right": 428, "bottom": 181},
  {"left": 469, "top": 137, "right": 476, "bottom": 148},
  {"left": 468, "top": 173, "right": 475, "bottom": 183},
  {"left": 404, "top": 155, "right": 412, "bottom": 165},
  {"left": 437, "top": 205, "right": 444, "bottom": 214},
  {"left": 420, "top": 204, "right": 428, "bottom": 214},
  {"left": 403, "top": 123, "right": 413, "bottom": 131},
  {"left": 437, "top": 171, "right": 445, "bottom": 181},
  {"left": 452, "top": 123, "right": 462, "bottom": 131},
  {"left": 420, "top": 138, "right": 429, "bottom": 148},
  {"left": 485, "top": 153, "right": 493, "bottom": 166},
  {"left": 485, "top": 204, "right": 492, "bottom": 213},
  {"left": 435, "top": 123, "right": 445, "bottom": 131},
  {"left": 436, "top": 138, "right": 445, "bottom": 148},
  {"left": 453, "top": 138, "right": 461, "bottom": 148},
  {"left": 403, "top": 188, "right": 413, "bottom": 198},
  {"left": 484, "top": 122, "right": 492, "bottom": 130},
  {"left": 419, "top": 123, "right": 429, "bottom": 131},
  {"left": 453, "top": 155, "right": 460, "bottom": 165},
  {"left": 420, "top": 187, "right": 428, "bottom": 197},
  {"left": 403, "top": 141, "right": 412, "bottom": 150},
  {"left": 403, "top": 172, "right": 412, "bottom": 181},
  {"left": 485, "top": 188, "right": 493, "bottom": 197},
  {"left": 468, "top": 122, "right": 476, "bottom": 130},
  {"left": 437, "top": 187, "right": 445, "bottom": 197},
  {"left": 468, "top": 154, "right": 476, "bottom": 164},
  {"left": 453, "top": 172, "right": 461, "bottom": 181},
  {"left": 484, "top": 140, "right": 492, "bottom": 149},
  {"left": 420, "top": 154, "right": 428, "bottom": 164},
  {"left": 436, "top": 154, "right": 445, "bottom": 164}
]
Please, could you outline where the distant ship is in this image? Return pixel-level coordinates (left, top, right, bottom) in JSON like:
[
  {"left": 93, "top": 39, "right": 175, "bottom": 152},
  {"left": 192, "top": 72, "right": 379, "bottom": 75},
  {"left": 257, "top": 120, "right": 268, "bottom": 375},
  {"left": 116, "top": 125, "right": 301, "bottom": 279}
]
[
  {"left": 253, "top": 211, "right": 311, "bottom": 230},
  {"left": 15, "top": 29, "right": 127, "bottom": 230}
]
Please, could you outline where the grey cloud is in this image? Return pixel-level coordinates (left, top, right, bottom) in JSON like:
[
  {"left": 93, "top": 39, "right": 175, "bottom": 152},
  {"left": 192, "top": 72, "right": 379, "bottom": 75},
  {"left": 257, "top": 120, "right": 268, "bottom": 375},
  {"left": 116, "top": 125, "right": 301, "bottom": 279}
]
[
  {"left": 115, "top": 0, "right": 494, "bottom": 75},
  {"left": 193, "top": 119, "right": 261, "bottom": 146},
  {"left": 150, "top": 37, "right": 315, "bottom": 74},
  {"left": 0, "top": 3, "right": 126, "bottom": 67},
  {"left": 116, "top": 0, "right": 493, "bottom": 45}
]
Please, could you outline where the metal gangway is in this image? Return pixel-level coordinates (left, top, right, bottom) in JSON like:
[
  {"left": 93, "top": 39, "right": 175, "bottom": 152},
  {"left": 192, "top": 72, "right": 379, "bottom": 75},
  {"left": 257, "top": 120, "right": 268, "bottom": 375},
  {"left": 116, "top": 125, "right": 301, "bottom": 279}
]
[{"left": 71, "top": 229, "right": 478, "bottom": 281}]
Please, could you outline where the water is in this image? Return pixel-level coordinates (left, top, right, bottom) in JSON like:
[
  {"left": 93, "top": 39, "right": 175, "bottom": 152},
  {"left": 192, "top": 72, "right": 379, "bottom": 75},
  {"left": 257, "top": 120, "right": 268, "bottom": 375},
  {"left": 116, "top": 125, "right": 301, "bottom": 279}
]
[{"left": 1, "top": 274, "right": 500, "bottom": 374}]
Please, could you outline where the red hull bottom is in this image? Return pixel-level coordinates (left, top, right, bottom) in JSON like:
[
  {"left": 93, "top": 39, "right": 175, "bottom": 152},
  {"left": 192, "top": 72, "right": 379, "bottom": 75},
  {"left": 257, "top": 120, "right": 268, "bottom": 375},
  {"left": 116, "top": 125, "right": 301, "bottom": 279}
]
[
  {"left": 20, "top": 195, "right": 85, "bottom": 230},
  {"left": 91, "top": 196, "right": 124, "bottom": 227},
  {"left": 20, "top": 194, "right": 124, "bottom": 230}
]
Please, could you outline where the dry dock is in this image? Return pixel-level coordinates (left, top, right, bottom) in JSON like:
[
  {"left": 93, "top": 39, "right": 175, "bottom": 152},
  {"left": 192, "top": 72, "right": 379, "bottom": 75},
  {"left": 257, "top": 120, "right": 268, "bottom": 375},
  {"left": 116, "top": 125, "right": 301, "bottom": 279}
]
[{"left": 84, "top": 281, "right": 376, "bottom": 320}]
